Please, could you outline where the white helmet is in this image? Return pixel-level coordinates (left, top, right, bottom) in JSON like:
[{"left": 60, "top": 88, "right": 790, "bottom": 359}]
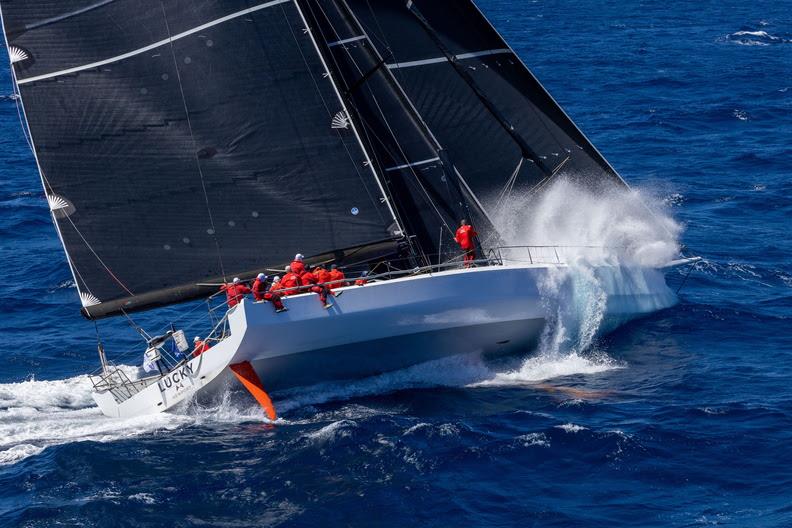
[
  {"left": 285, "top": 265, "right": 291, "bottom": 272},
  {"left": 273, "top": 275, "right": 281, "bottom": 282},
  {"left": 295, "top": 253, "right": 304, "bottom": 261},
  {"left": 194, "top": 336, "right": 201, "bottom": 342},
  {"left": 232, "top": 277, "right": 240, "bottom": 284},
  {"left": 257, "top": 273, "right": 267, "bottom": 280}
]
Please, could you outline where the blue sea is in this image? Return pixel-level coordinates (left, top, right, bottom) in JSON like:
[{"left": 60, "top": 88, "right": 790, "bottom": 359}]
[{"left": 1, "top": 1, "right": 791, "bottom": 526}]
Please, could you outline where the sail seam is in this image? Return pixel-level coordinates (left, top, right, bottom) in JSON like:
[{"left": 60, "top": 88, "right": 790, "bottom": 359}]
[
  {"left": 16, "top": 0, "right": 291, "bottom": 85},
  {"left": 385, "top": 157, "right": 440, "bottom": 172},
  {"left": 327, "top": 35, "right": 366, "bottom": 47},
  {"left": 386, "top": 48, "right": 510, "bottom": 70},
  {"left": 291, "top": 0, "right": 404, "bottom": 235}
]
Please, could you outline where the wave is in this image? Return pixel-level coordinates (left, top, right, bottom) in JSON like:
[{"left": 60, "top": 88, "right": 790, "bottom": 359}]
[
  {"left": 0, "top": 374, "right": 264, "bottom": 466},
  {"left": 723, "top": 29, "right": 790, "bottom": 46},
  {"left": 0, "top": 178, "right": 684, "bottom": 466}
]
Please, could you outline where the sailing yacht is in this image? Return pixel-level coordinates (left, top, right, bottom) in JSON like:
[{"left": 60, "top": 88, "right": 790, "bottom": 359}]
[{"left": 1, "top": 0, "right": 696, "bottom": 419}]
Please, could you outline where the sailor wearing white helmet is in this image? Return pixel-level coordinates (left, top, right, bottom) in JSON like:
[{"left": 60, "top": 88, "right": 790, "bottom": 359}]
[
  {"left": 291, "top": 253, "right": 306, "bottom": 275},
  {"left": 220, "top": 277, "right": 250, "bottom": 308},
  {"left": 252, "top": 273, "right": 269, "bottom": 302},
  {"left": 192, "top": 336, "right": 210, "bottom": 357}
]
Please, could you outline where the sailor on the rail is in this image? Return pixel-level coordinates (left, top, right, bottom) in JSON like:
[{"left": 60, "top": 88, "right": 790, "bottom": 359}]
[
  {"left": 355, "top": 271, "right": 369, "bottom": 286},
  {"left": 220, "top": 277, "right": 251, "bottom": 308},
  {"left": 328, "top": 264, "right": 347, "bottom": 289},
  {"left": 291, "top": 253, "right": 306, "bottom": 276},
  {"left": 252, "top": 272, "right": 287, "bottom": 313},
  {"left": 303, "top": 265, "right": 335, "bottom": 308},
  {"left": 455, "top": 219, "right": 478, "bottom": 268},
  {"left": 280, "top": 265, "right": 302, "bottom": 296}
]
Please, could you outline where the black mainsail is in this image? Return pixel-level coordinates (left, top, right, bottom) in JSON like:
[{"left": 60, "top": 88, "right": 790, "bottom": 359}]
[
  {"left": 2, "top": 0, "right": 401, "bottom": 318},
  {"left": 1, "top": 0, "right": 627, "bottom": 319}
]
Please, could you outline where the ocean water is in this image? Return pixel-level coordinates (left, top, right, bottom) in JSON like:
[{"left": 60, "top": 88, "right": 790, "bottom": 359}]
[{"left": 1, "top": 1, "right": 791, "bottom": 526}]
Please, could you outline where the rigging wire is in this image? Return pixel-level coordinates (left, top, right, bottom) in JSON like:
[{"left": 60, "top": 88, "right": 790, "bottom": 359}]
[
  {"left": 303, "top": 0, "right": 457, "bottom": 239},
  {"left": 279, "top": 5, "right": 388, "bottom": 227},
  {"left": 7, "top": 58, "right": 131, "bottom": 302},
  {"left": 159, "top": 2, "right": 226, "bottom": 282}
]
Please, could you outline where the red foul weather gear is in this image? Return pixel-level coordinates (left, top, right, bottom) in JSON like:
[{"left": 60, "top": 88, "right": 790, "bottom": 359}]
[
  {"left": 463, "top": 248, "right": 476, "bottom": 267},
  {"left": 301, "top": 271, "right": 318, "bottom": 286},
  {"left": 455, "top": 225, "right": 477, "bottom": 250},
  {"left": 221, "top": 283, "right": 251, "bottom": 307},
  {"left": 251, "top": 278, "right": 267, "bottom": 301},
  {"left": 264, "top": 291, "right": 285, "bottom": 311},
  {"left": 192, "top": 340, "right": 211, "bottom": 357},
  {"left": 290, "top": 260, "right": 306, "bottom": 276},
  {"left": 328, "top": 269, "right": 346, "bottom": 289},
  {"left": 281, "top": 272, "right": 302, "bottom": 295},
  {"left": 316, "top": 267, "right": 331, "bottom": 284},
  {"left": 310, "top": 285, "right": 333, "bottom": 305},
  {"left": 355, "top": 278, "right": 368, "bottom": 286}
]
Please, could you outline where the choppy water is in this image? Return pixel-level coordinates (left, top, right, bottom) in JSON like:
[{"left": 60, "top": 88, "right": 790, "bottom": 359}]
[{"left": 1, "top": 1, "right": 791, "bottom": 526}]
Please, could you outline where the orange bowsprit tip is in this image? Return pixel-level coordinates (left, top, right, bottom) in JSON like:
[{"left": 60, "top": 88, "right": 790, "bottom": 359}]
[{"left": 229, "top": 361, "right": 277, "bottom": 421}]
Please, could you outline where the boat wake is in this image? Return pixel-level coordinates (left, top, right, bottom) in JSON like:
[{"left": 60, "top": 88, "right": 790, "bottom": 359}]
[{"left": 0, "top": 179, "right": 682, "bottom": 466}]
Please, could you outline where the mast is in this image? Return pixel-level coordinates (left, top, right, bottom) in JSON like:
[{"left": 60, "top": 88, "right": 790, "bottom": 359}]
[
  {"left": 345, "top": 0, "right": 629, "bottom": 207},
  {"left": 296, "top": 0, "right": 494, "bottom": 265},
  {"left": 291, "top": 0, "right": 405, "bottom": 241}
]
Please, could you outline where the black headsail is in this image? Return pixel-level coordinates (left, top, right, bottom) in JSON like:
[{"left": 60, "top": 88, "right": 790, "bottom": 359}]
[
  {"left": 295, "top": 0, "right": 492, "bottom": 266},
  {"left": 345, "top": 0, "right": 629, "bottom": 208},
  {"left": 1, "top": 0, "right": 403, "bottom": 318}
]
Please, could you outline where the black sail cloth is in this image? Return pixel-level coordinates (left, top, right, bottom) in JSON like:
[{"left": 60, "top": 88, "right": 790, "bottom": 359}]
[
  {"left": 2, "top": 0, "right": 396, "bottom": 318},
  {"left": 296, "top": 0, "right": 487, "bottom": 266},
  {"left": 347, "top": 0, "right": 628, "bottom": 206}
]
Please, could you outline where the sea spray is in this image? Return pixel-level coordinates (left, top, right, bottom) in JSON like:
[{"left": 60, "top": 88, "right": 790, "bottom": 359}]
[{"left": 482, "top": 178, "right": 682, "bottom": 384}]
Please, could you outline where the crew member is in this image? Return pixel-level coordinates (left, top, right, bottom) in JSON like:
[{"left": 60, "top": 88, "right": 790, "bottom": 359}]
[
  {"left": 280, "top": 265, "right": 302, "bottom": 296},
  {"left": 328, "top": 264, "right": 347, "bottom": 290},
  {"left": 265, "top": 276, "right": 287, "bottom": 313},
  {"left": 355, "top": 271, "right": 369, "bottom": 286},
  {"left": 291, "top": 253, "right": 306, "bottom": 276},
  {"left": 304, "top": 265, "right": 334, "bottom": 308},
  {"left": 454, "top": 219, "right": 478, "bottom": 267},
  {"left": 315, "top": 264, "right": 331, "bottom": 285},
  {"left": 220, "top": 277, "right": 251, "bottom": 307},
  {"left": 251, "top": 273, "right": 268, "bottom": 302},
  {"left": 192, "top": 336, "right": 211, "bottom": 357}
]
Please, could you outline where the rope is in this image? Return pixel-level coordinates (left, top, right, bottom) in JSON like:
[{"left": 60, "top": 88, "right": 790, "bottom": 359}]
[
  {"left": 159, "top": 2, "right": 226, "bottom": 282},
  {"left": 676, "top": 261, "right": 696, "bottom": 295}
]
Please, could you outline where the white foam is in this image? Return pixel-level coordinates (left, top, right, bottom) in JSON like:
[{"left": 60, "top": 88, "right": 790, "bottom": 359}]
[
  {"left": 517, "top": 432, "right": 550, "bottom": 447},
  {"left": 0, "top": 374, "right": 262, "bottom": 466},
  {"left": 556, "top": 423, "right": 587, "bottom": 433},
  {"left": 0, "top": 179, "right": 683, "bottom": 462},
  {"left": 481, "top": 178, "right": 679, "bottom": 385}
]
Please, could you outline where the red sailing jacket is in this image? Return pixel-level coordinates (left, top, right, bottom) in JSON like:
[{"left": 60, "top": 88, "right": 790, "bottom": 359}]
[
  {"left": 221, "top": 283, "right": 251, "bottom": 307},
  {"left": 455, "top": 225, "right": 477, "bottom": 250},
  {"left": 281, "top": 272, "right": 302, "bottom": 295},
  {"left": 328, "top": 269, "right": 346, "bottom": 289},
  {"left": 192, "top": 340, "right": 211, "bottom": 357},
  {"left": 301, "top": 271, "right": 318, "bottom": 286},
  {"left": 316, "top": 267, "right": 331, "bottom": 284},
  {"left": 290, "top": 260, "right": 306, "bottom": 276},
  {"left": 251, "top": 278, "right": 267, "bottom": 301}
]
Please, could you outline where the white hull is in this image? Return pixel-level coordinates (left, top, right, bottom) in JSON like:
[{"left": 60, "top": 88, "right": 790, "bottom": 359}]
[
  {"left": 223, "top": 263, "right": 676, "bottom": 392},
  {"left": 91, "top": 262, "right": 677, "bottom": 417}
]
